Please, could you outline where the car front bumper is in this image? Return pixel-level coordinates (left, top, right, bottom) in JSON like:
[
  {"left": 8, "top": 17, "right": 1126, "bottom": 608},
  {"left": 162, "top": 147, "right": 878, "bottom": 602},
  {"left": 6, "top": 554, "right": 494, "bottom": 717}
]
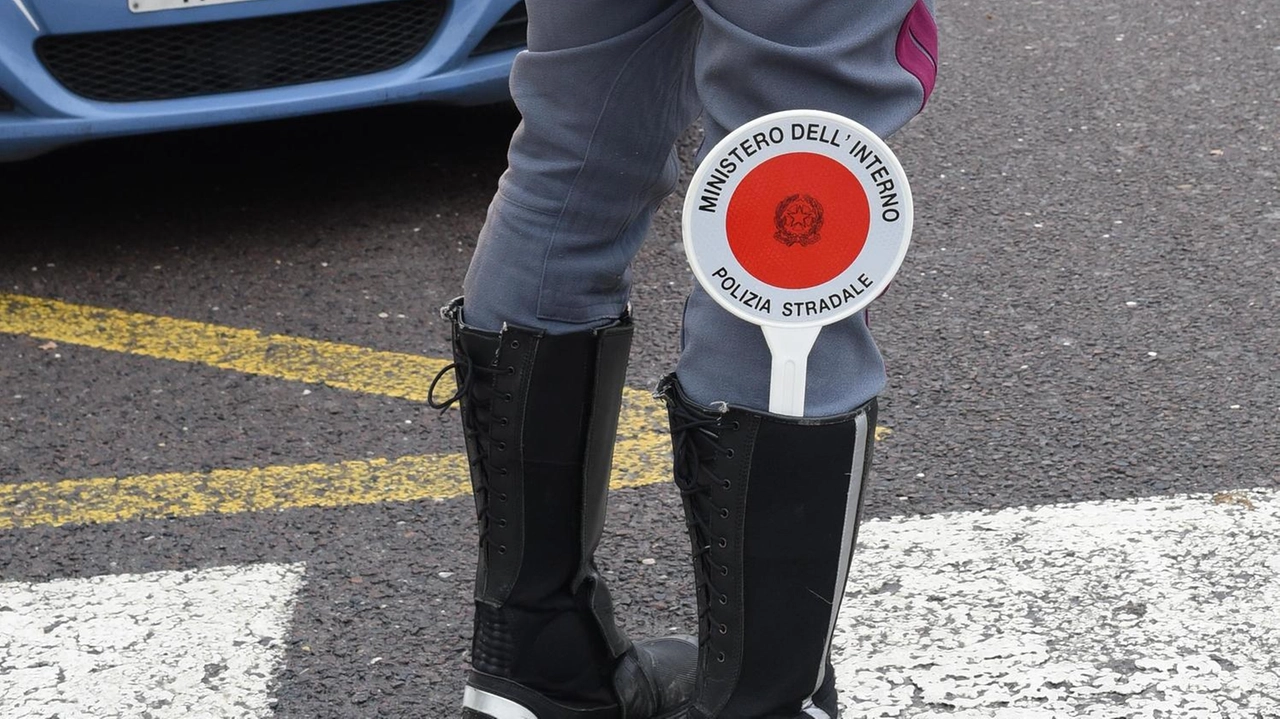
[{"left": 0, "top": 0, "right": 519, "bottom": 160}]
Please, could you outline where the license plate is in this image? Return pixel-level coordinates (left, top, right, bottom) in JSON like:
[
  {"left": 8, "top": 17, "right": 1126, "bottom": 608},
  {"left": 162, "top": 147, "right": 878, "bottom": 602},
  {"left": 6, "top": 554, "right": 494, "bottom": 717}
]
[{"left": 130, "top": 0, "right": 266, "bottom": 14}]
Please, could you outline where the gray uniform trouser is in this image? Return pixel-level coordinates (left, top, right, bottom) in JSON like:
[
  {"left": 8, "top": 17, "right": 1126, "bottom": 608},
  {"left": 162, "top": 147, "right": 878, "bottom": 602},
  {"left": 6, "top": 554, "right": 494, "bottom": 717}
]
[{"left": 462, "top": 0, "right": 938, "bottom": 416}]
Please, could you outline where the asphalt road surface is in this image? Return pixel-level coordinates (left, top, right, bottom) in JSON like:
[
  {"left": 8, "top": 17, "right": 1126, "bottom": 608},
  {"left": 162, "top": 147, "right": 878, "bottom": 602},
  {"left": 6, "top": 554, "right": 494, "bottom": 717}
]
[{"left": 1, "top": 1, "right": 1277, "bottom": 717}]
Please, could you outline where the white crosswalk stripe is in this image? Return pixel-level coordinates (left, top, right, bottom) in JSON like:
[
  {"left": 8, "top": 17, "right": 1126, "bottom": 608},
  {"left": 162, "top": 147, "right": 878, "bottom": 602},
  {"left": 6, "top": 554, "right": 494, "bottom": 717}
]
[
  {"left": 0, "top": 563, "right": 306, "bottom": 719},
  {"left": 3, "top": 491, "right": 1278, "bottom": 717},
  {"left": 833, "top": 489, "right": 1280, "bottom": 718}
]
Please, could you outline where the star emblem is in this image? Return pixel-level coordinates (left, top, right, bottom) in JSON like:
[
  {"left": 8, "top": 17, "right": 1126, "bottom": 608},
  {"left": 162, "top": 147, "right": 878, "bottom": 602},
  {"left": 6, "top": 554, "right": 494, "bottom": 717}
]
[
  {"left": 784, "top": 203, "right": 816, "bottom": 232},
  {"left": 773, "top": 194, "right": 825, "bottom": 246}
]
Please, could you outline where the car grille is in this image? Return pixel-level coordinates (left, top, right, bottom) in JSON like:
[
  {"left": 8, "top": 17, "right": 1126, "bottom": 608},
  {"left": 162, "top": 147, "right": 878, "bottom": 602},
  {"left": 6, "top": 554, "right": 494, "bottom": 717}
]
[
  {"left": 471, "top": 2, "right": 526, "bottom": 56},
  {"left": 34, "top": 0, "right": 447, "bottom": 103}
]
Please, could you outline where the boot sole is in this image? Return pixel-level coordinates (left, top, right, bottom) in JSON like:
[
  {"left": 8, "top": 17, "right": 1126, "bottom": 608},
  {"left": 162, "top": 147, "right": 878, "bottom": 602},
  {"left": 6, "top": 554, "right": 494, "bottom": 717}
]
[
  {"left": 462, "top": 683, "right": 690, "bottom": 719},
  {"left": 461, "top": 706, "right": 688, "bottom": 719},
  {"left": 462, "top": 686, "right": 538, "bottom": 719}
]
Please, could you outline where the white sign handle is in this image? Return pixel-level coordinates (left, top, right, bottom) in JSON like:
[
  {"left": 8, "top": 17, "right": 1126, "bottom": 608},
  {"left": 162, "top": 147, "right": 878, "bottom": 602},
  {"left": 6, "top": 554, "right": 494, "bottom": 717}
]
[{"left": 761, "top": 324, "right": 822, "bottom": 416}]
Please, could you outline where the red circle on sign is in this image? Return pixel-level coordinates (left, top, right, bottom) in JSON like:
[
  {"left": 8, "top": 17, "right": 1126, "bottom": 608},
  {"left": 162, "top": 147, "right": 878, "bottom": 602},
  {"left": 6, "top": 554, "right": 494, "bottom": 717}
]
[{"left": 725, "top": 152, "right": 870, "bottom": 289}]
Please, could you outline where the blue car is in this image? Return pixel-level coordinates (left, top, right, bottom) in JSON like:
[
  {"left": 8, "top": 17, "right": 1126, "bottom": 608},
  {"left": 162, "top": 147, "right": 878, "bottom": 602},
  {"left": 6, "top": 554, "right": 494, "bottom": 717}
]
[{"left": 0, "top": 0, "right": 524, "bottom": 161}]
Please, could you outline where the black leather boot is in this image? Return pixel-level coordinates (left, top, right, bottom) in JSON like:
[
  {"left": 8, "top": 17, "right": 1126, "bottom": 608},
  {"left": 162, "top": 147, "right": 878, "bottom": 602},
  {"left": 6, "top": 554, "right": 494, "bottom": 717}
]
[
  {"left": 430, "top": 299, "right": 696, "bottom": 719},
  {"left": 657, "top": 375, "right": 877, "bottom": 719}
]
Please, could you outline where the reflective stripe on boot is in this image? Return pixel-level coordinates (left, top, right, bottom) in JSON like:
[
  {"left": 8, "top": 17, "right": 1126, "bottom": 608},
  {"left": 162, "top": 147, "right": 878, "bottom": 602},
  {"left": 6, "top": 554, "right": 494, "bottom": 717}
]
[
  {"left": 431, "top": 298, "right": 696, "bottom": 719},
  {"left": 658, "top": 375, "right": 876, "bottom": 719}
]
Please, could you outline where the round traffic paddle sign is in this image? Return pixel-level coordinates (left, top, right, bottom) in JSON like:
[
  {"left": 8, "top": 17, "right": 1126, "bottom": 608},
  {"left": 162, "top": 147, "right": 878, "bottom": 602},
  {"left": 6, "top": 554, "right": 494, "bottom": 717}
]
[
  {"left": 683, "top": 109, "right": 912, "bottom": 329},
  {"left": 682, "top": 110, "right": 913, "bottom": 415}
]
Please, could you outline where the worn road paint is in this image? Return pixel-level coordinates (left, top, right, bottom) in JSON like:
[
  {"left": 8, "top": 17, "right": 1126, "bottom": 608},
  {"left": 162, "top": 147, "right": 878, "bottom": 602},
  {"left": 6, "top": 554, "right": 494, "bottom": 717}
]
[
  {"left": 0, "top": 292, "right": 890, "bottom": 529},
  {"left": 0, "top": 292, "right": 451, "bottom": 401},
  {"left": 0, "top": 421, "right": 889, "bottom": 530},
  {"left": 1, "top": 454, "right": 468, "bottom": 530},
  {"left": 834, "top": 489, "right": 1280, "bottom": 718},
  {"left": 0, "top": 429, "right": 674, "bottom": 530},
  {"left": 0, "top": 291, "right": 662, "bottom": 429},
  {"left": 0, "top": 563, "right": 306, "bottom": 718},
  {"left": 5, "top": 494, "right": 1275, "bottom": 718}
]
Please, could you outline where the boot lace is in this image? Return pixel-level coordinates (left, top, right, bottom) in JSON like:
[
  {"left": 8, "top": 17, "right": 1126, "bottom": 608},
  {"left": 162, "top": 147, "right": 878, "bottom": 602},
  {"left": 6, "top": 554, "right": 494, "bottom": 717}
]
[
  {"left": 428, "top": 351, "right": 512, "bottom": 552},
  {"left": 667, "top": 400, "right": 739, "bottom": 663}
]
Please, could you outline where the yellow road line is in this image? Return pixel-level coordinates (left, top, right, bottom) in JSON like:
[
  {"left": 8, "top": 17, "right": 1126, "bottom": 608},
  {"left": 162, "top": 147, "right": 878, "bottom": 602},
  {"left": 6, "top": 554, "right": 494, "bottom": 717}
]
[
  {"left": 0, "top": 293, "right": 449, "bottom": 401},
  {"left": 0, "top": 291, "right": 680, "bottom": 433},
  {"left": 0, "top": 455, "right": 468, "bottom": 531},
  {"left": 0, "top": 292, "right": 890, "bottom": 529},
  {"left": 0, "top": 432, "right": 674, "bottom": 531},
  {"left": 2, "top": 421, "right": 890, "bottom": 530}
]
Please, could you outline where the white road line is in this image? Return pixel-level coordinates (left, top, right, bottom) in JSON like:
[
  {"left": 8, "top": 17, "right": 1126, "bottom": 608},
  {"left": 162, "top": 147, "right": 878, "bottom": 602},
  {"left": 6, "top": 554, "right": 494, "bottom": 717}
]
[
  {"left": 4, "top": 492, "right": 1277, "bottom": 717},
  {"left": 834, "top": 489, "right": 1280, "bottom": 718},
  {"left": 0, "top": 563, "right": 306, "bottom": 719}
]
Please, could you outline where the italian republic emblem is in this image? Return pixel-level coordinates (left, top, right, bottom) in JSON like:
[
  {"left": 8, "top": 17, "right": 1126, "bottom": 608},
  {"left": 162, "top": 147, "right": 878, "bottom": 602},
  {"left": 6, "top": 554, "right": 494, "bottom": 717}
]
[{"left": 774, "top": 194, "right": 825, "bottom": 247}]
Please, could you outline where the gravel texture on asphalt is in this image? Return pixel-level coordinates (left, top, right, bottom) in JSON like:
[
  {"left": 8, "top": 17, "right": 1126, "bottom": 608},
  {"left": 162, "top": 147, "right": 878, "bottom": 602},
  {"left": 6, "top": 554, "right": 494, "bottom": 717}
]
[{"left": 1, "top": 0, "right": 1276, "bottom": 716}]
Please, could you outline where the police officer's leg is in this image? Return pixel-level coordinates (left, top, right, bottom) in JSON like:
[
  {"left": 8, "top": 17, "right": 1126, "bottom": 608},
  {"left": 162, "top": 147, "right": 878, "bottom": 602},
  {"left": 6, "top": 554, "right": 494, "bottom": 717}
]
[
  {"left": 436, "top": 2, "right": 704, "bottom": 718},
  {"left": 462, "top": 0, "right": 703, "bottom": 332},
  {"left": 664, "top": 2, "right": 938, "bottom": 717}
]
